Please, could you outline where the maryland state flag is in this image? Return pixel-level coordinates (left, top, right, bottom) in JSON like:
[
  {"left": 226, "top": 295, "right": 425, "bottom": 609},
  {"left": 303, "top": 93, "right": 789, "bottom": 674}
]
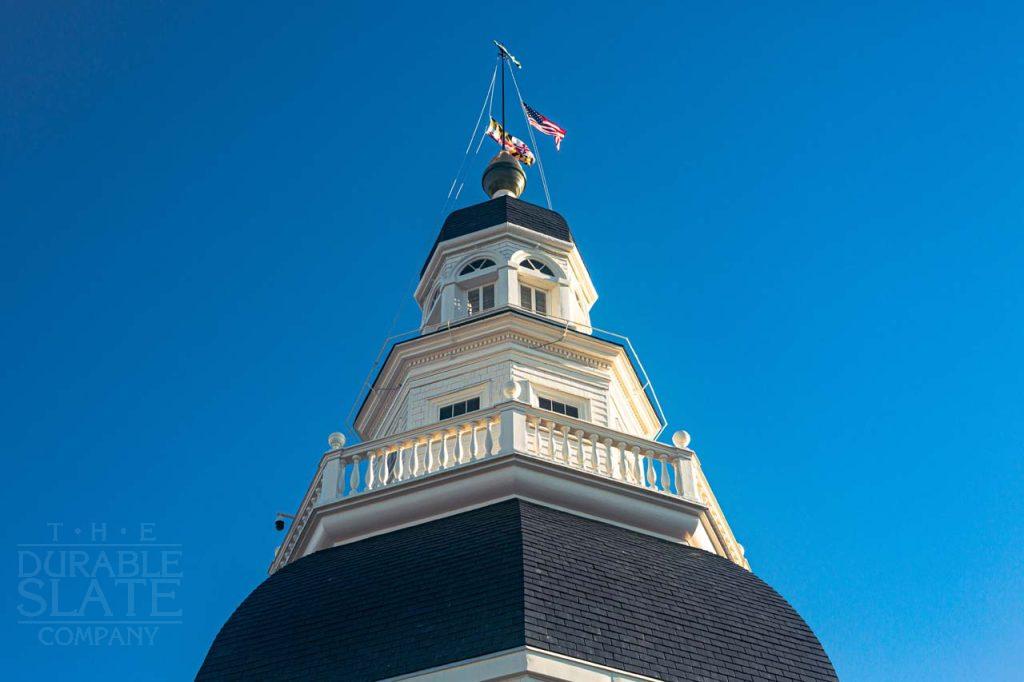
[{"left": 485, "top": 118, "right": 535, "bottom": 166}]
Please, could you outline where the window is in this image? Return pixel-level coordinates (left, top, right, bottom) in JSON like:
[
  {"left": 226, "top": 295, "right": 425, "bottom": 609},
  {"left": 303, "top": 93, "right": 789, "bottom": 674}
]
[
  {"left": 520, "top": 284, "right": 548, "bottom": 314},
  {"left": 539, "top": 397, "right": 579, "bottom": 419},
  {"left": 467, "top": 284, "right": 494, "bottom": 315},
  {"left": 519, "top": 258, "right": 554, "bottom": 276},
  {"left": 439, "top": 397, "right": 480, "bottom": 421},
  {"left": 459, "top": 258, "right": 496, "bottom": 275}
]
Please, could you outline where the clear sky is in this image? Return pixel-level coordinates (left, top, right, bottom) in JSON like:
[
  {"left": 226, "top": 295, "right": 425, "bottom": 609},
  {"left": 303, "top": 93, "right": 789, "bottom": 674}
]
[{"left": 2, "top": 2, "right": 1022, "bottom": 680}]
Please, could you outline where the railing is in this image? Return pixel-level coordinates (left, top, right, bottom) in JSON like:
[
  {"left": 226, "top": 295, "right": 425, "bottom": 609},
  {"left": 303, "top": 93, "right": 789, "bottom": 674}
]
[
  {"left": 521, "top": 408, "right": 698, "bottom": 501},
  {"left": 270, "top": 403, "right": 701, "bottom": 571},
  {"left": 317, "top": 408, "right": 505, "bottom": 505},
  {"left": 315, "top": 403, "right": 698, "bottom": 507}
]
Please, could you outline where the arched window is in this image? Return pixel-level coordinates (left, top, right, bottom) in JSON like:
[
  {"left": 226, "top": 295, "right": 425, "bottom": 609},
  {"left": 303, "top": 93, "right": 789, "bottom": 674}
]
[
  {"left": 519, "top": 258, "right": 554, "bottom": 276},
  {"left": 459, "top": 258, "right": 496, "bottom": 276}
]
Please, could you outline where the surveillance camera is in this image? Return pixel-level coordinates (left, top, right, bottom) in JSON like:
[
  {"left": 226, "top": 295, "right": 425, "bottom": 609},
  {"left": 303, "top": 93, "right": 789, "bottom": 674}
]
[{"left": 275, "top": 519, "right": 285, "bottom": 531}]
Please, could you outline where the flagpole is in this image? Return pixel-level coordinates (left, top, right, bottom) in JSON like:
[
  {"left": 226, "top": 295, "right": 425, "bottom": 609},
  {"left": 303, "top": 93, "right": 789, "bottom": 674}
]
[{"left": 499, "top": 46, "right": 506, "bottom": 148}]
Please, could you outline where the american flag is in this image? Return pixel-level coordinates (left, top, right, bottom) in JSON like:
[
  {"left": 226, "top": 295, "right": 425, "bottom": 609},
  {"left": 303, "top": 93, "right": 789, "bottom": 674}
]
[{"left": 523, "top": 102, "right": 566, "bottom": 150}]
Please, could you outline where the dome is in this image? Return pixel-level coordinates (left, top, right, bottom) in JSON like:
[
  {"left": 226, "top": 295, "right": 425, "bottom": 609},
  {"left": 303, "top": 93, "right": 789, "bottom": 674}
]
[
  {"left": 482, "top": 150, "right": 526, "bottom": 198},
  {"left": 199, "top": 500, "right": 837, "bottom": 681},
  {"left": 420, "top": 194, "right": 573, "bottom": 275}
]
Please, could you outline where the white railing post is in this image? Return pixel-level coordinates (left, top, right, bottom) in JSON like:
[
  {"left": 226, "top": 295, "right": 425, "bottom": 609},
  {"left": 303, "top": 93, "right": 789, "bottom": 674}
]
[
  {"left": 498, "top": 407, "right": 527, "bottom": 455},
  {"left": 318, "top": 455, "right": 342, "bottom": 504},
  {"left": 677, "top": 455, "right": 698, "bottom": 501}
]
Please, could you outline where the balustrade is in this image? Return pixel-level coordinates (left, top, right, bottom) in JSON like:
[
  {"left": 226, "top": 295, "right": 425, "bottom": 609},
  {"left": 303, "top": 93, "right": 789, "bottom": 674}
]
[{"left": 314, "top": 404, "right": 698, "bottom": 507}]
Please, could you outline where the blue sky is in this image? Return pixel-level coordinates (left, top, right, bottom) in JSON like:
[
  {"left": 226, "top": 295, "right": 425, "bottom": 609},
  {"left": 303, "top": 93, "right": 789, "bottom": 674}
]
[{"left": 3, "top": 2, "right": 1023, "bottom": 680}]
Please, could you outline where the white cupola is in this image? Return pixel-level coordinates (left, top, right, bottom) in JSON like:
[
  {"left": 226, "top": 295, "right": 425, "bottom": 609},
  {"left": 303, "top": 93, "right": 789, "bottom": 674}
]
[{"left": 415, "top": 157, "right": 597, "bottom": 334}]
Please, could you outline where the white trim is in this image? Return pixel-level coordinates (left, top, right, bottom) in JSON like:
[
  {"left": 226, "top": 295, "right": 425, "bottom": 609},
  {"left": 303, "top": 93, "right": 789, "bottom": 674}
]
[{"left": 384, "top": 646, "right": 661, "bottom": 682}]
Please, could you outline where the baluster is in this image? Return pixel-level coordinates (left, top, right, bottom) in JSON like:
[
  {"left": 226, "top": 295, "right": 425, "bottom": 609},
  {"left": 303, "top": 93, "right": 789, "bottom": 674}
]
[
  {"left": 642, "top": 450, "right": 656, "bottom": 488},
  {"left": 350, "top": 454, "right": 362, "bottom": 494},
  {"left": 612, "top": 442, "right": 621, "bottom": 477},
  {"left": 598, "top": 437, "right": 612, "bottom": 477},
  {"left": 394, "top": 446, "right": 405, "bottom": 482},
  {"left": 574, "top": 430, "right": 588, "bottom": 470},
  {"left": 457, "top": 426, "right": 468, "bottom": 464},
  {"left": 364, "top": 451, "right": 376, "bottom": 490},
  {"left": 411, "top": 441, "right": 421, "bottom": 477},
  {"left": 441, "top": 432, "right": 452, "bottom": 469},
  {"left": 471, "top": 421, "right": 483, "bottom": 459},
  {"left": 486, "top": 417, "right": 497, "bottom": 456},
  {"left": 659, "top": 455, "right": 672, "bottom": 493},
  {"left": 524, "top": 415, "right": 537, "bottom": 454},
  {"left": 545, "top": 420, "right": 556, "bottom": 460},
  {"left": 426, "top": 434, "right": 437, "bottom": 472},
  {"left": 629, "top": 446, "right": 642, "bottom": 484},
  {"left": 561, "top": 426, "right": 572, "bottom": 466},
  {"left": 379, "top": 449, "right": 390, "bottom": 486}
]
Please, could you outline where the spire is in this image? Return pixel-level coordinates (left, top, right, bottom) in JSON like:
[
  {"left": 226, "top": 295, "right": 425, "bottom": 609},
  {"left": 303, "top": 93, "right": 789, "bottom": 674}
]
[{"left": 481, "top": 150, "right": 526, "bottom": 198}]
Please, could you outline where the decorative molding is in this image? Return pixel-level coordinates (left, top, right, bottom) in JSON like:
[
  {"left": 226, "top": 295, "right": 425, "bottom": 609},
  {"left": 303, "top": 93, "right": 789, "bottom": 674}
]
[{"left": 384, "top": 646, "right": 662, "bottom": 682}]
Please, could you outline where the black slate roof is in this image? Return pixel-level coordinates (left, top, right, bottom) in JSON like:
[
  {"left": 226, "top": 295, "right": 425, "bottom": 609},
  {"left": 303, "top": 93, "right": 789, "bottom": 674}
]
[
  {"left": 199, "top": 501, "right": 837, "bottom": 681},
  {"left": 421, "top": 195, "right": 573, "bottom": 275}
]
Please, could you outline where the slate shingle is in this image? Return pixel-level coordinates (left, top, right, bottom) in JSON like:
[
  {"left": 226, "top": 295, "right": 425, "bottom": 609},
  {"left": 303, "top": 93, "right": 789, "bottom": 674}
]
[
  {"left": 198, "top": 501, "right": 837, "bottom": 681},
  {"left": 420, "top": 195, "right": 574, "bottom": 275}
]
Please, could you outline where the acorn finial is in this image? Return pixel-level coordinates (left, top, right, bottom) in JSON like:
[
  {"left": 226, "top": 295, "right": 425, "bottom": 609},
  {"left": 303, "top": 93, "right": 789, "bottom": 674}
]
[{"left": 482, "top": 151, "right": 526, "bottom": 198}]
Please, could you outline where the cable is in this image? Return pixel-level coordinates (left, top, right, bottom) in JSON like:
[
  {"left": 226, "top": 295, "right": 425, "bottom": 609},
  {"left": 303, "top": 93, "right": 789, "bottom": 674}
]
[
  {"left": 507, "top": 65, "right": 552, "bottom": 209},
  {"left": 344, "top": 62, "right": 499, "bottom": 430}
]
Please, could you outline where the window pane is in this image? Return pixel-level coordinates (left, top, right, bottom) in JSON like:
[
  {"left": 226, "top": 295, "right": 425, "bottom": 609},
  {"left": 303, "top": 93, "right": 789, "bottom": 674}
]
[
  {"left": 535, "top": 290, "right": 547, "bottom": 315},
  {"left": 467, "top": 288, "right": 480, "bottom": 314},
  {"left": 467, "top": 397, "right": 480, "bottom": 412},
  {"left": 565, "top": 405, "right": 579, "bottom": 418},
  {"left": 553, "top": 401, "right": 567, "bottom": 415},
  {"left": 439, "top": 405, "right": 453, "bottom": 420},
  {"left": 539, "top": 397, "right": 551, "bottom": 410},
  {"left": 520, "top": 286, "right": 532, "bottom": 309},
  {"left": 482, "top": 284, "right": 494, "bottom": 310},
  {"left": 453, "top": 401, "right": 467, "bottom": 417}
]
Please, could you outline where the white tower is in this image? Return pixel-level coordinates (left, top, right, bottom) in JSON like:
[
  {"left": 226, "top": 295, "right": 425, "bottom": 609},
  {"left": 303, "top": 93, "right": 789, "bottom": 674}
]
[
  {"left": 274, "top": 154, "right": 745, "bottom": 568},
  {"left": 200, "top": 154, "right": 837, "bottom": 682}
]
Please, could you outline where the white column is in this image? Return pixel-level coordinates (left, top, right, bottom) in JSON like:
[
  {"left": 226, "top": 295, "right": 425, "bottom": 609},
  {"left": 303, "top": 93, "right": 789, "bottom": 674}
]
[
  {"left": 558, "top": 284, "right": 573, "bottom": 324},
  {"left": 497, "top": 266, "right": 517, "bottom": 309}
]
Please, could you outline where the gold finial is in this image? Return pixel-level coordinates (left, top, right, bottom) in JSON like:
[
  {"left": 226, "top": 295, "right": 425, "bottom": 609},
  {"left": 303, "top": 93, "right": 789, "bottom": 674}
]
[{"left": 482, "top": 151, "right": 526, "bottom": 199}]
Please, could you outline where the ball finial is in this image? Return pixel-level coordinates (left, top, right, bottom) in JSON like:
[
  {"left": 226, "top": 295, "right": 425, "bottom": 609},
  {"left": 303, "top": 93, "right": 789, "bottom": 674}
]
[
  {"left": 328, "top": 432, "right": 346, "bottom": 450},
  {"left": 672, "top": 430, "right": 691, "bottom": 449},
  {"left": 501, "top": 380, "right": 522, "bottom": 400}
]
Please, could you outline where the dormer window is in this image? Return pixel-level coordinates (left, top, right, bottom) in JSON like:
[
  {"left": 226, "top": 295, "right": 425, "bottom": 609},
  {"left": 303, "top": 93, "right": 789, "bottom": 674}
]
[
  {"left": 519, "top": 258, "right": 554, "bottom": 276},
  {"left": 460, "top": 258, "right": 496, "bottom": 276},
  {"left": 467, "top": 284, "right": 494, "bottom": 315}
]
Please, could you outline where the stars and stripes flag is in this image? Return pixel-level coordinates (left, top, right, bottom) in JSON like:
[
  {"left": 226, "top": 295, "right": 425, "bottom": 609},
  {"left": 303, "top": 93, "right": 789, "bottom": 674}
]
[
  {"left": 522, "top": 102, "right": 566, "bottom": 150},
  {"left": 485, "top": 117, "right": 535, "bottom": 166}
]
